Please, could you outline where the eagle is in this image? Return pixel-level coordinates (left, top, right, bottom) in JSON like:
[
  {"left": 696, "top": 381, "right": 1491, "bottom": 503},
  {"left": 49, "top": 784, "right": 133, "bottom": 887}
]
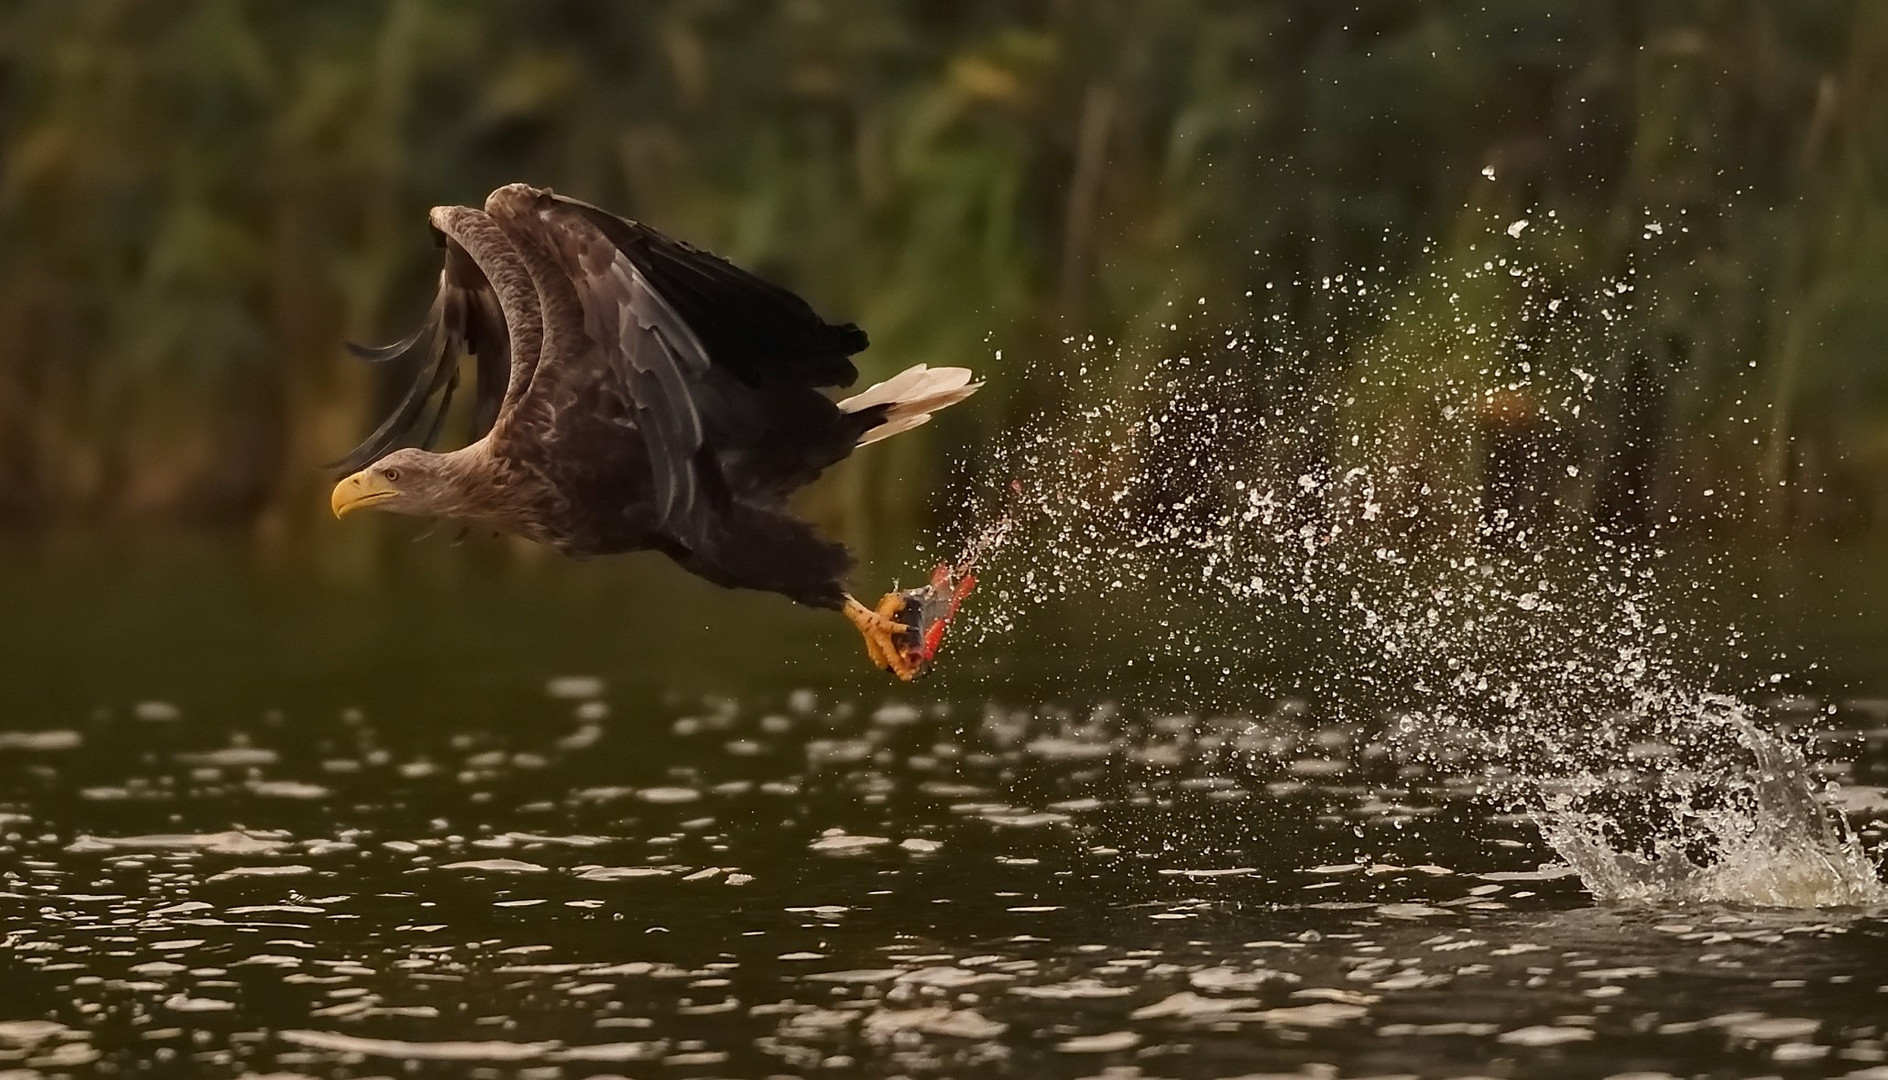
[{"left": 329, "top": 183, "right": 979, "bottom": 680}]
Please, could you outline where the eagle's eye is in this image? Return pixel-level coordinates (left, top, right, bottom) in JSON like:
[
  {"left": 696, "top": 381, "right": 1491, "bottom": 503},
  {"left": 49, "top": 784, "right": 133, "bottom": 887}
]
[{"left": 383, "top": 467, "right": 401, "bottom": 482}]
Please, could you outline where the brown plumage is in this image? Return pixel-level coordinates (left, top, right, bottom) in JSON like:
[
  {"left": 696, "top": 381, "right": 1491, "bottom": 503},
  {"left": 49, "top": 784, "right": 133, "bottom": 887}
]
[{"left": 331, "top": 184, "right": 979, "bottom": 657}]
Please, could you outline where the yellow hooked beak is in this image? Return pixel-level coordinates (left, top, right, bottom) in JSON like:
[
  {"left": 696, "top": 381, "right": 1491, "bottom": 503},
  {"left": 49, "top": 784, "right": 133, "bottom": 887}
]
[{"left": 331, "top": 470, "right": 398, "bottom": 518}]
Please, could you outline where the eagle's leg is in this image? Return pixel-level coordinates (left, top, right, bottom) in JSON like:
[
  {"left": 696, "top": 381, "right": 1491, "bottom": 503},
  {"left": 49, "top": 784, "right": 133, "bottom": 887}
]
[{"left": 843, "top": 595, "right": 917, "bottom": 682}]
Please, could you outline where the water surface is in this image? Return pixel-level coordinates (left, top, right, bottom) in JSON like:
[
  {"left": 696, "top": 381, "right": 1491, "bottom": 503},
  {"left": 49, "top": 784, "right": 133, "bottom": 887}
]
[{"left": 3, "top": 548, "right": 1888, "bottom": 1078}]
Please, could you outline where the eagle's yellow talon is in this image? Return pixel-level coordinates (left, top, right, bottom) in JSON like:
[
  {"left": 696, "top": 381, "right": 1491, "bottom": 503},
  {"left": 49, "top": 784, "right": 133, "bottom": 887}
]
[{"left": 844, "top": 595, "right": 917, "bottom": 681}]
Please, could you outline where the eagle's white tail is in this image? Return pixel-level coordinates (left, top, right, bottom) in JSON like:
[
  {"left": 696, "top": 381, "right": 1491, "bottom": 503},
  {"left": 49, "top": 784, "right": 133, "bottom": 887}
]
[{"left": 838, "top": 364, "right": 982, "bottom": 447}]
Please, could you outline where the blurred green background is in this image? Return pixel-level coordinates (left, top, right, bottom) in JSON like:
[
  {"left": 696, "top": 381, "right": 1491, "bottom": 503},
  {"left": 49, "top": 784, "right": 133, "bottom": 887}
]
[{"left": 1, "top": 0, "right": 1885, "bottom": 556}]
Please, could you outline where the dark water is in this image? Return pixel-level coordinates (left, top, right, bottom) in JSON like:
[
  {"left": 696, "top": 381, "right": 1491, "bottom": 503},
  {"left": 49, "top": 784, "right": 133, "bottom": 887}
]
[{"left": 4, "top": 545, "right": 1888, "bottom": 1078}]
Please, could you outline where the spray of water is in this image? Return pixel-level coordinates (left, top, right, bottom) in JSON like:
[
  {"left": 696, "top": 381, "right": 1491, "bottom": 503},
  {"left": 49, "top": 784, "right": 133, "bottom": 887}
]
[
  {"left": 939, "top": 215, "right": 1885, "bottom": 908},
  {"left": 1533, "top": 700, "right": 1885, "bottom": 906}
]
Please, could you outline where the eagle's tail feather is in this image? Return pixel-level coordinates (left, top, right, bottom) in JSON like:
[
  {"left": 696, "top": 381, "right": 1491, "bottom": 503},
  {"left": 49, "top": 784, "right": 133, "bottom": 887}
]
[{"left": 837, "top": 365, "right": 982, "bottom": 447}]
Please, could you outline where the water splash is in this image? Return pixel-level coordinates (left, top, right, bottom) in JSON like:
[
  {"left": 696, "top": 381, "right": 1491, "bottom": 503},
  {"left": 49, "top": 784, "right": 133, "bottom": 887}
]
[
  {"left": 1533, "top": 702, "right": 1885, "bottom": 907},
  {"left": 942, "top": 215, "right": 1885, "bottom": 908}
]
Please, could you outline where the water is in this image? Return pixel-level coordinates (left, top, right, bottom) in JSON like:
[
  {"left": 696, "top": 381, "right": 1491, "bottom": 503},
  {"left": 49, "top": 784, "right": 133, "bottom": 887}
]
[
  {"left": 932, "top": 226, "right": 1886, "bottom": 914},
  {"left": 8, "top": 219, "right": 1888, "bottom": 1076},
  {"left": 0, "top": 550, "right": 1886, "bottom": 1078},
  {"left": 5, "top": 671, "right": 1888, "bottom": 1076}
]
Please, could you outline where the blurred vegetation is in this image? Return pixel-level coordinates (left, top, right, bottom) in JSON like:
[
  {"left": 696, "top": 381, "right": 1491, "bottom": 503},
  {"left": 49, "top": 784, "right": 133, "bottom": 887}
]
[{"left": 0, "top": 1, "right": 1884, "bottom": 553}]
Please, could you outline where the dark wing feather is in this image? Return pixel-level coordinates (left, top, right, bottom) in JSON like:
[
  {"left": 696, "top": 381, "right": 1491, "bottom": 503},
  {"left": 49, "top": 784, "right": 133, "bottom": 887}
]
[
  {"left": 461, "top": 274, "right": 512, "bottom": 440},
  {"left": 332, "top": 236, "right": 511, "bottom": 474},
  {"left": 503, "top": 187, "right": 871, "bottom": 546},
  {"left": 549, "top": 213, "right": 721, "bottom": 540},
  {"left": 416, "top": 361, "right": 461, "bottom": 452},
  {"left": 546, "top": 195, "right": 866, "bottom": 387},
  {"left": 621, "top": 284, "right": 713, "bottom": 529},
  {"left": 346, "top": 321, "right": 429, "bottom": 364}
]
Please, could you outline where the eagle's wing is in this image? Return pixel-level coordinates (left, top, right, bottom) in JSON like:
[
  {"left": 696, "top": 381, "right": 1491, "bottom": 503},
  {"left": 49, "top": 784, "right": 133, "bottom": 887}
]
[
  {"left": 333, "top": 211, "right": 526, "bottom": 474},
  {"left": 531, "top": 204, "right": 722, "bottom": 541},
  {"left": 487, "top": 184, "right": 869, "bottom": 547},
  {"left": 541, "top": 194, "right": 866, "bottom": 389}
]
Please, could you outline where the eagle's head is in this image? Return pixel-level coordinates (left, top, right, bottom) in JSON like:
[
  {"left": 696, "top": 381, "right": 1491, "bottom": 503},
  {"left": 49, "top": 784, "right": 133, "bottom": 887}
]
[{"left": 330, "top": 449, "right": 457, "bottom": 519}]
